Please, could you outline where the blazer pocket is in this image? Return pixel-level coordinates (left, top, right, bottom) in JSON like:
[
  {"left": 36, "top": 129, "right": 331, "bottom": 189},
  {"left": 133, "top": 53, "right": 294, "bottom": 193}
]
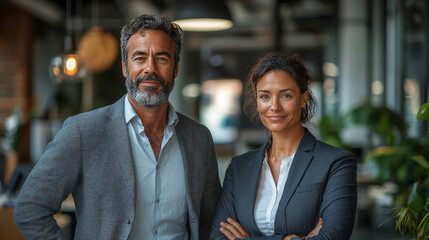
[{"left": 296, "top": 182, "right": 325, "bottom": 193}]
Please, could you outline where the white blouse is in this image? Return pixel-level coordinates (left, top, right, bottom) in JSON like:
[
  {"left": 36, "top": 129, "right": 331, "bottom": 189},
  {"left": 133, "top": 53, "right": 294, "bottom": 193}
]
[{"left": 253, "top": 150, "right": 296, "bottom": 235}]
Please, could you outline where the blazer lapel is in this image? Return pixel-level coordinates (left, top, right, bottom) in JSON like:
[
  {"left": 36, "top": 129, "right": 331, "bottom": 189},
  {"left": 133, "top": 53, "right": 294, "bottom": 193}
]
[
  {"left": 274, "top": 130, "right": 316, "bottom": 230},
  {"left": 105, "top": 96, "right": 136, "bottom": 209},
  {"left": 237, "top": 145, "right": 266, "bottom": 234},
  {"left": 174, "top": 115, "right": 198, "bottom": 225}
]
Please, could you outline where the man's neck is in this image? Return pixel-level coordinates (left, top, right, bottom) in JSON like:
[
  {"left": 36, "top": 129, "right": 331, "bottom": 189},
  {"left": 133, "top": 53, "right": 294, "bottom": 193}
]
[{"left": 127, "top": 94, "right": 169, "bottom": 133}]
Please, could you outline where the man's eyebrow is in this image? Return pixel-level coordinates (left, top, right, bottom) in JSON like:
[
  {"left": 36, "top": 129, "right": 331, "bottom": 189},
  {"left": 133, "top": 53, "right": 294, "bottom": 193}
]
[
  {"left": 155, "top": 51, "right": 171, "bottom": 58},
  {"left": 131, "top": 51, "right": 171, "bottom": 58},
  {"left": 131, "top": 51, "right": 147, "bottom": 58}
]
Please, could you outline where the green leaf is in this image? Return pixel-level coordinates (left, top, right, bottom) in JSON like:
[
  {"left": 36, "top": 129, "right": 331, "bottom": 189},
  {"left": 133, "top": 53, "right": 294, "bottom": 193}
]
[
  {"left": 394, "top": 207, "right": 419, "bottom": 235},
  {"left": 418, "top": 211, "right": 429, "bottom": 238},
  {"left": 397, "top": 165, "right": 409, "bottom": 184},
  {"left": 410, "top": 155, "right": 429, "bottom": 169},
  {"left": 407, "top": 182, "right": 426, "bottom": 212},
  {"left": 366, "top": 146, "right": 396, "bottom": 157},
  {"left": 417, "top": 102, "right": 429, "bottom": 121}
]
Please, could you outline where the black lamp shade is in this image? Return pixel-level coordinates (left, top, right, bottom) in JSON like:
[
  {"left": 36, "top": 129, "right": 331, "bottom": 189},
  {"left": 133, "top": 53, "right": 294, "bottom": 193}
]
[{"left": 174, "top": 0, "right": 233, "bottom": 31}]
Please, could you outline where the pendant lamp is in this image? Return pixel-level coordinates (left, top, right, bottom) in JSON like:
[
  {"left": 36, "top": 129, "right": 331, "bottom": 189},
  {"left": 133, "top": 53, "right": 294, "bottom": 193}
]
[
  {"left": 49, "top": 0, "right": 86, "bottom": 83},
  {"left": 174, "top": 0, "right": 233, "bottom": 32},
  {"left": 78, "top": 0, "right": 118, "bottom": 73}
]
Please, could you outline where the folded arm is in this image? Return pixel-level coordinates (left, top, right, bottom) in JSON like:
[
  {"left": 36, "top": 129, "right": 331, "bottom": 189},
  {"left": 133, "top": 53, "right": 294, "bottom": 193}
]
[
  {"left": 307, "top": 152, "right": 357, "bottom": 239},
  {"left": 210, "top": 158, "right": 300, "bottom": 240}
]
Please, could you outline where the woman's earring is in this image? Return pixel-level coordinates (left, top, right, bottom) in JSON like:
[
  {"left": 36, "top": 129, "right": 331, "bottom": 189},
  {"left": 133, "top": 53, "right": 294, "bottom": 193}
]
[{"left": 256, "top": 108, "right": 259, "bottom": 112}]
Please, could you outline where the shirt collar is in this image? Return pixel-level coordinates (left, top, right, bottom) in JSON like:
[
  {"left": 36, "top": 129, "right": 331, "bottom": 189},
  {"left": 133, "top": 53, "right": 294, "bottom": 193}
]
[
  {"left": 124, "top": 95, "right": 137, "bottom": 124},
  {"left": 124, "top": 94, "right": 179, "bottom": 127}
]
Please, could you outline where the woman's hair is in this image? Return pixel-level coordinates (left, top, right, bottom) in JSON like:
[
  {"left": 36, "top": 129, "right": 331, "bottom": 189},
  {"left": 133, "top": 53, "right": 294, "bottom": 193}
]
[
  {"left": 243, "top": 51, "right": 317, "bottom": 124},
  {"left": 120, "top": 14, "right": 183, "bottom": 68}
]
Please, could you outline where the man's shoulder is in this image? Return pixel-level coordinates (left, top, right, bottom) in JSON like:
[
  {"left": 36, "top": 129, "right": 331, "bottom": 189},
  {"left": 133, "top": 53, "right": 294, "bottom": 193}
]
[
  {"left": 175, "top": 112, "right": 213, "bottom": 139},
  {"left": 66, "top": 97, "right": 124, "bottom": 126},
  {"left": 176, "top": 112, "right": 205, "bottom": 128}
]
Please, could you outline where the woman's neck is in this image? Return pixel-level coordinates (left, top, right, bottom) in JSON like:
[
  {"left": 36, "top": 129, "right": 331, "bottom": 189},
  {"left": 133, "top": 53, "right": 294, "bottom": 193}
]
[{"left": 269, "top": 126, "right": 305, "bottom": 161}]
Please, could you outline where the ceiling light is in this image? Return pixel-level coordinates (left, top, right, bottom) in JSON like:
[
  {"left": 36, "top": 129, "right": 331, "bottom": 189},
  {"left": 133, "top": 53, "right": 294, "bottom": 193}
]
[
  {"left": 174, "top": 0, "right": 233, "bottom": 32},
  {"left": 49, "top": 0, "right": 86, "bottom": 83}
]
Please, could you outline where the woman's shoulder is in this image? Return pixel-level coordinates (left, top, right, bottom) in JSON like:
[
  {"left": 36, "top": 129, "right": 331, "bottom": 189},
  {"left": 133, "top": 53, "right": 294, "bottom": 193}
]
[
  {"left": 310, "top": 139, "right": 356, "bottom": 168},
  {"left": 303, "top": 128, "right": 353, "bottom": 158},
  {"left": 314, "top": 139, "right": 353, "bottom": 156}
]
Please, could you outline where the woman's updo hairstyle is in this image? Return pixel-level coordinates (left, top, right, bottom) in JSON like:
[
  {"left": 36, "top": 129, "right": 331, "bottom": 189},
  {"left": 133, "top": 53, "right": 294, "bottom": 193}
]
[{"left": 243, "top": 51, "right": 317, "bottom": 124}]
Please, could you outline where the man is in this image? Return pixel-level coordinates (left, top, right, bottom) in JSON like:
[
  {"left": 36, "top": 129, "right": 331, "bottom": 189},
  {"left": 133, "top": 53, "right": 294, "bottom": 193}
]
[{"left": 14, "top": 14, "right": 221, "bottom": 240}]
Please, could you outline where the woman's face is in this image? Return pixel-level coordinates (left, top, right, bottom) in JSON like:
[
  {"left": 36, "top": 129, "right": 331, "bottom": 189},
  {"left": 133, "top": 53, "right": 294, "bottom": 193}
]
[{"left": 256, "top": 70, "right": 308, "bottom": 134}]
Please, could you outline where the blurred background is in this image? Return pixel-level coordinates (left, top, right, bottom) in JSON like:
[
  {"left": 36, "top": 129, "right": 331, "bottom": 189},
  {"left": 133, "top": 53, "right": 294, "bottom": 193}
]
[{"left": 0, "top": 0, "right": 428, "bottom": 239}]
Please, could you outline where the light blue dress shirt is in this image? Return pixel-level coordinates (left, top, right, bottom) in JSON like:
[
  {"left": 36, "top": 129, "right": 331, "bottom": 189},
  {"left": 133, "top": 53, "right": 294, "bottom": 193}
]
[{"left": 125, "top": 96, "right": 188, "bottom": 240}]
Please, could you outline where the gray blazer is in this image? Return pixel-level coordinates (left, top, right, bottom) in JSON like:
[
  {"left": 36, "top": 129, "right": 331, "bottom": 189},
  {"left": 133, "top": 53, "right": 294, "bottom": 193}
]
[
  {"left": 14, "top": 96, "right": 221, "bottom": 240},
  {"left": 210, "top": 130, "right": 357, "bottom": 240}
]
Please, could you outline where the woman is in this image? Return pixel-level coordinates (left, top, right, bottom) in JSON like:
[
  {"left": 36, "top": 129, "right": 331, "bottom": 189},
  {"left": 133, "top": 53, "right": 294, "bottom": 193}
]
[{"left": 210, "top": 52, "right": 357, "bottom": 240}]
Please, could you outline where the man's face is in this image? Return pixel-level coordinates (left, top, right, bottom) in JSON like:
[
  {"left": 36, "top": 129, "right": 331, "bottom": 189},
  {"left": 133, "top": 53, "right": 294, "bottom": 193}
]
[{"left": 122, "top": 29, "right": 179, "bottom": 107}]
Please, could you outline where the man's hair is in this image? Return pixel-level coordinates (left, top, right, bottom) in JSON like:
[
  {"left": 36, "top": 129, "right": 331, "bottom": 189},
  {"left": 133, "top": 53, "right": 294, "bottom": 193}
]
[{"left": 120, "top": 14, "right": 183, "bottom": 68}]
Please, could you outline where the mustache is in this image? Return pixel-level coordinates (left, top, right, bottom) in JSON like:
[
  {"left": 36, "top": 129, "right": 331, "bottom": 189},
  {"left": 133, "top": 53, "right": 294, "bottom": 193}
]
[{"left": 136, "top": 74, "right": 165, "bottom": 85}]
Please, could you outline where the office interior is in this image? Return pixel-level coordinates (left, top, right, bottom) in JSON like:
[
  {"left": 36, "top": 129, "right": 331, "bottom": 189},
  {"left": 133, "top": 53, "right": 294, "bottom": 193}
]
[{"left": 0, "top": 0, "right": 428, "bottom": 239}]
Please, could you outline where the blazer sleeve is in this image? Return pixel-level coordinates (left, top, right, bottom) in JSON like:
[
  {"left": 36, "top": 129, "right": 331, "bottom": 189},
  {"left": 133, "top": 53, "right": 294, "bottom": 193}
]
[
  {"left": 309, "top": 151, "right": 357, "bottom": 240},
  {"left": 209, "top": 157, "right": 284, "bottom": 240},
  {"left": 210, "top": 155, "right": 237, "bottom": 240},
  {"left": 13, "top": 117, "right": 81, "bottom": 240},
  {"left": 199, "top": 127, "right": 222, "bottom": 240}
]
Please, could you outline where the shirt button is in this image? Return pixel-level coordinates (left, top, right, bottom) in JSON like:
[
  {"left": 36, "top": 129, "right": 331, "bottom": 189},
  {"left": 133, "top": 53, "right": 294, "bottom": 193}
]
[
  {"left": 155, "top": 230, "right": 158, "bottom": 235},
  {"left": 156, "top": 199, "right": 160, "bottom": 203},
  {"left": 144, "top": 142, "right": 148, "bottom": 146}
]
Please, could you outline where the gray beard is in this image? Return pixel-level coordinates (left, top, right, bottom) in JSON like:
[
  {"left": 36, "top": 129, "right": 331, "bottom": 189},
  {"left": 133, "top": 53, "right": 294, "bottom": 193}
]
[{"left": 125, "top": 74, "right": 172, "bottom": 107}]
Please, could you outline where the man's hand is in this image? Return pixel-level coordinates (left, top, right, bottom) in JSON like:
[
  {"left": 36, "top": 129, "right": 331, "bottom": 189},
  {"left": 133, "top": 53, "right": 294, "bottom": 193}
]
[{"left": 219, "top": 217, "right": 251, "bottom": 239}]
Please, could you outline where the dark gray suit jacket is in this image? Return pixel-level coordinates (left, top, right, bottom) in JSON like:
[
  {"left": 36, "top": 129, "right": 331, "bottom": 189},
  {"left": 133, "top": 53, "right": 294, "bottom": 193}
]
[
  {"left": 14, "top": 96, "right": 221, "bottom": 240},
  {"left": 210, "top": 130, "right": 357, "bottom": 240}
]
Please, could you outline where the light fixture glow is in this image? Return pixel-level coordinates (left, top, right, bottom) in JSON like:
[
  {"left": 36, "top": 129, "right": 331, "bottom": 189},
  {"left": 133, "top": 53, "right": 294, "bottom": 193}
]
[
  {"left": 53, "top": 66, "right": 60, "bottom": 77},
  {"left": 323, "top": 78, "right": 336, "bottom": 95},
  {"left": 48, "top": 0, "right": 87, "bottom": 83},
  {"left": 371, "top": 80, "right": 384, "bottom": 95},
  {"left": 174, "top": 18, "right": 233, "bottom": 31},
  {"left": 49, "top": 54, "right": 86, "bottom": 83},
  {"left": 65, "top": 57, "right": 77, "bottom": 75},
  {"left": 322, "top": 62, "right": 339, "bottom": 77},
  {"left": 174, "top": 0, "right": 233, "bottom": 32},
  {"left": 182, "top": 83, "right": 202, "bottom": 98}
]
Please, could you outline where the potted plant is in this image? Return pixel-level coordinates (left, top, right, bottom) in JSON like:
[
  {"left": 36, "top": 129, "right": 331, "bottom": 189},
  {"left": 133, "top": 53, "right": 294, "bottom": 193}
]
[
  {"left": 0, "top": 107, "right": 23, "bottom": 186},
  {"left": 360, "top": 102, "right": 429, "bottom": 239}
]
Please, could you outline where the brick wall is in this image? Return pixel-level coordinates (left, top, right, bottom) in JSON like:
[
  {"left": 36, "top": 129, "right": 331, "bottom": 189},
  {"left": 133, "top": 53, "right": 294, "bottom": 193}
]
[{"left": 0, "top": 2, "right": 34, "bottom": 163}]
